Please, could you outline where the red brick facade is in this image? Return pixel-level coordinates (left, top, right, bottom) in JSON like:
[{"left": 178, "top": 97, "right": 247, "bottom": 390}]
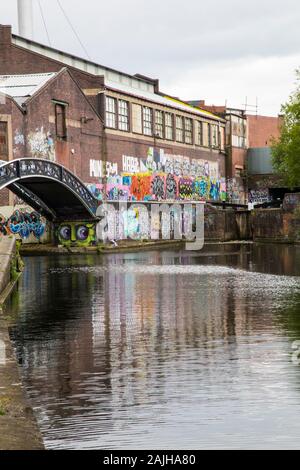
[
  {"left": 0, "top": 68, "right": 104, "bottom": 205},
  {"left": 247, "top": 115, "right": 281, "bottom": 148},
  {"left": 0, "top": 24, "right": 227, "bottom": 205}
]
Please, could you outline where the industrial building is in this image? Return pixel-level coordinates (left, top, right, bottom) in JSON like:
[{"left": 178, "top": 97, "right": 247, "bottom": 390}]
[
  {"left": 0, "top": 22, "right": 227, "bottom": 206},
  {"left": 190, "top": 100, "right": 283, "bottom": 204}
]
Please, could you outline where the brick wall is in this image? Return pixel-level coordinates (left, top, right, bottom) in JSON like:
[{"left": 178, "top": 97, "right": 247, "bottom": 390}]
[
  {"left": 24, "top": 69, "right": 103, "bottom": 181},
  {"left": 229, "top": 147, "right": 247, "bottom": 177},
  {"left": 0, "top": 95, "right": 25, "bottom": 205},
  {"left": 252, "top": 208, "right": 300, "bottom": 242},
  {"left": 247, "top": 115, "right": 281, "bottom": 148},
  {"left": 104, "top": 133, "right": 225, "bottom": 180}
]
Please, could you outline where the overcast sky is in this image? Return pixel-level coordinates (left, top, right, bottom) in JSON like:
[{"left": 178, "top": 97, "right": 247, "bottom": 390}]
[{"left": 1, "top": 0, "right": 300, "bottom": 115}]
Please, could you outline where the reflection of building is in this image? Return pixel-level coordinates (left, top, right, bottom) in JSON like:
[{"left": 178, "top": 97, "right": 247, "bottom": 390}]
[
  {"left": 0, "top": 25, "right": 227, "bottom": 205},
  {"left": 13, "top": 249, "right": 297, "bottom": 447}
]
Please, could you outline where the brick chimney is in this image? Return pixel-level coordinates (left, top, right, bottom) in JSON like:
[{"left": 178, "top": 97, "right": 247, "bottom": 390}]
[{"left": 0, "top": 25, "right": 12, "bottom": 46}]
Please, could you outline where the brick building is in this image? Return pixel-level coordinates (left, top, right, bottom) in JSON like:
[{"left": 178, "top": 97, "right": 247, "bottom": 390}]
[
  {"left": 190, "top": 100, "right": 247, "bottom": 203},
  {"left": 0, "top": 68, "right": 103, "bottom": 207},
  {"left": 247, "top": 115, "right": 285, "bottom": 203},
  {"left": 247, "top": 115, "right": 281, "bottom": 148},
  {"left": 189, "top": 100, "right": 284, "bottom": 204},
  {"left": 0, "top": 24, "right": 227, "bottom": 205}
]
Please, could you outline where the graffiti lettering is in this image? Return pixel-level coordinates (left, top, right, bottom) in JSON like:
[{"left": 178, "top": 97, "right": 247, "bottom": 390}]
[{"left": 0, "top": 210, "right": 46, "bottom": 240}]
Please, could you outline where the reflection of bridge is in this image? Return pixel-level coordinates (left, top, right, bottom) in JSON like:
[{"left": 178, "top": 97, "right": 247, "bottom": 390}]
[{"left": 0, "top": 159, "right": 99, "bottom": 221}]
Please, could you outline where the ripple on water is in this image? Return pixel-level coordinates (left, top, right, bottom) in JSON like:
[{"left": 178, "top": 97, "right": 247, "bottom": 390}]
[{"left": 8, "top": 248, "right": 300, "bottom": 450}]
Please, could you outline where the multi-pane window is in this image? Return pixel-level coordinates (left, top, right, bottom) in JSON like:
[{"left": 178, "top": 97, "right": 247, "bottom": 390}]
[
  {"left": 196, "top": 121, "right": 203, "bottom": 146},
  {"left": 211, "top": 125, "right": 219, "bottom": 148},
  {"left": 176, "top": 116, "right": 184, "bottom": 142},
  {"left": 143, "top": 107, "right": 153, "bottom": 136},
  {"left": 55, "top": 104, "right": 67, "bottom": 139},
  {"left": 106, "top": 97, "right": 117, "bottom": 129},
  {"left": 185, "top": 118, "right": 193, "bottom": 144},
  {"left": 165, "top": 113, "right": 173, "bottom": 140},
  {"left": 118, "top": 100, "right": 129, "bottom": 131},
  {"left": 155, "top": 110, "right": 164, "bottom": 138},
  {"left": 0, "top": 122, "right": 8, "bottom": 157}
]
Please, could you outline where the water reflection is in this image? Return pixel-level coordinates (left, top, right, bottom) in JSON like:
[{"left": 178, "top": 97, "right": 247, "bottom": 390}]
[{"left": 7, "top": 245, "right": 300, "bottom": 449}]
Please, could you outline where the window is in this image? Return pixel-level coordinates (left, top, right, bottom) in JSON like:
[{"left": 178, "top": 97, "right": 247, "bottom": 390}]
[
  {"left": 143, "top": 107, "right": 153, "bottom": 136},
  {"left": 132, "top": 103, "right": 142, "bottom": 134},
  {"left": 155, "top": 110, "right": 164, "bottom": 138},
  {"left": 185, "top": 118, "right": 193, "bottom": 144},
  {"left": 231, "top": 115, "right": 246, "bottom": 148},
  {"left": 207, "top": 123, "right": 211, "bottom": 147},
  {"left": 106, "top": 97, "right": 117, "bottom": 129},
  {"left": 118, "top": 100, "right": 129, "bottom": 131},
  {"left": 165, "top": 113, "right": 174, "bottom": 140},
  {"left": 219, "top": 126, "right": 225, "bottom": 150},
  {"left": 55, "top": 104, "right": 67, "bottom": 139},
  {"left": 211, "top": 125, "right": 219, "bottom": 148},
  {"left": 176, "top": 116, "right": 184, "bottom": 142},
  {"left": 0, "top": 122, "right": 8, "bottom": 157},
  {"left": 196, "top": 121, "right": 203, "bottom": 146}
]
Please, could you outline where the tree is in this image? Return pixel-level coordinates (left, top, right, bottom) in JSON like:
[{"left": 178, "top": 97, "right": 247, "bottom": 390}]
[{"left": 271, "top": 69, "right": 300, "bottom": 188}]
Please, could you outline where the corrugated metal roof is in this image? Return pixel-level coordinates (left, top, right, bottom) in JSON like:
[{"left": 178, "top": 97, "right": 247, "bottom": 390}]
[
  {"left": 0, "top": 72, "right": 56, "bottom": 105},
  {"left": 105, "top": 79, "right": 223, "bottom": 121}
]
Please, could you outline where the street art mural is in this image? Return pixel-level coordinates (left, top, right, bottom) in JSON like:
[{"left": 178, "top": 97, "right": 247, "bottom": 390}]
[
  {"left": 226, "top": 178, "right": 245, "bottom": 204},
  {"left": 0, "top": 209, "right": 46, "bottom": 239},
  {"left": 87, "top": 147, "right": 228, "bottom": 203},
  {"left": 55, "top": 222, "right": 96, "bottom": 247},
  {"left": 283, "top": 193, "right": 300, "bottom": 211},
  {"left": 249, "top": 188, "right": 272, "bottom": 204}
]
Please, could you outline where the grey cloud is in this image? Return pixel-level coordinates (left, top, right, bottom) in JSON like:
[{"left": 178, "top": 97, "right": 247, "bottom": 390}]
[
  {"left": 1, "top": 1, "right": 299, "bottom": 74},
  {"left": 0, "top": 0, "right": 299, "bottom": 114}
]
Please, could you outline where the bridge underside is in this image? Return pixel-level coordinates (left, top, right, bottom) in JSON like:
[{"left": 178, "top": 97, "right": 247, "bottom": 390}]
[
  {"left": 0, "top": 158, "right": 99, "bottom": 222},
  {"left": 8, "top": 178, "right": 96, "bottom": 221}
]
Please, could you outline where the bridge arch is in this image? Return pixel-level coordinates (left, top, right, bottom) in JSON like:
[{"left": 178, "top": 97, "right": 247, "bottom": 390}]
[{"left": 0, "top": 159, "right": 99, "bottom": 221}]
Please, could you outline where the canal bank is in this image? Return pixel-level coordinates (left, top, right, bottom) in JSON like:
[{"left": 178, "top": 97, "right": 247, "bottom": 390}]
[{"left": 0, "top": 237, "right": 44, "bottom": 450}]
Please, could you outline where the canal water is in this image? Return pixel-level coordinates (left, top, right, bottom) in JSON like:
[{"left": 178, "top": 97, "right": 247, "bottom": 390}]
[{"left": 6, "top": 244, "right": 300, "bottom": 449}]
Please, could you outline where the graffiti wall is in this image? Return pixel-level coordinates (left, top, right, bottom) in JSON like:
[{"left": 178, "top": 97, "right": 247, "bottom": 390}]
[
  {"left": 28, "top": 127, "right": 56, "bottom": 161},
  {"left": 226, "top": 178, "right": 246, "bottom": 204},
  {"left": 87, "top": 147, "right": 227, "bottom": 203},
  {"left": 0, "top": 209, "right": 46, "bottom": 240},
  {"left": 249, "top": 188, "right": 272, "bottom": 204},
  {"left": 55, "top": 222, "right": 96, "bottom": 247}
]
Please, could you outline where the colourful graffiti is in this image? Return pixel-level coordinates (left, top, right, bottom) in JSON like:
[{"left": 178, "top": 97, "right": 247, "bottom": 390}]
[
  {"left": 87, "top": 147, "right": 228, "bottom": 203},
  {"left": 0, "top": 210, "right": 46, "bottom": 239},
  {"left": 88, "top": 174, "right": 227, "bottom": 203},
  {"left": 56, "top": 222, "right": 96, "bottom": 246}
]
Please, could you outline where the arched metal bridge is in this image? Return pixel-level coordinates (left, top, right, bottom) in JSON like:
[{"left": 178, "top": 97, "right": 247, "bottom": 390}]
[{"left": 0, "top": 159, "right": 99, "bottom": 221}]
